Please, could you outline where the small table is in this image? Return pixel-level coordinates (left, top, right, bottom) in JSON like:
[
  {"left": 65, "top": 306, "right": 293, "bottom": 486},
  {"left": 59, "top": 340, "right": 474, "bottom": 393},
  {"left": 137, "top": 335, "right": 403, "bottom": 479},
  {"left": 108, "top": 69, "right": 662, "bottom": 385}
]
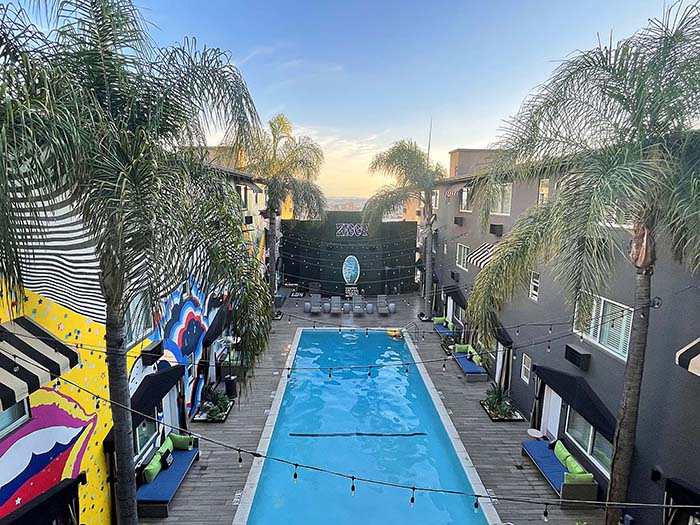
[{"left": 527, "top": 428, "right": 545, "bottom": 440}]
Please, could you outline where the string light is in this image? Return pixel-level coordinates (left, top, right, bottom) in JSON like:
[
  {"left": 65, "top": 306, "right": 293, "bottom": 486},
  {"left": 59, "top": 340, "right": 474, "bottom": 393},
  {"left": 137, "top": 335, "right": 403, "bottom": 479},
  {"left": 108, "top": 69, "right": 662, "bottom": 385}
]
[
  {"left": 328, "top": 368, "right": 333, "bottom": 379},
  {"left": 12, "top": 355, "right": 19, "bottom": 373},
  {"left": 442, "top": 359, "right": 446, "bottom": 372},
  {"left": 405, "top": 363, "right": 409, "bottom": 375},
  {"left": 367, "top": 366, "right": 372, "bottom": 378},
  {"left": 548, "top": 325, "right": 552, "bottom": 334},
  {"left": 515, "top": 326, "right": 520, "bottom": 336},
  {"left": 338, "top": 325, "right": 342, "bottom": 333},
  {"left": 542, "top": 504, "right": 549, "bottom": 522},
  {"left": 365, "top": 328, "right": 369, "bottom": 336},
  {"left": 421, "top": 331, "right": 425, "bottom": 341},
  {"left": 286, "top": 368, "right": 291, "bottom": 379},
  {"left": 410, "top": 486, "right": 416, "bottom": 507},
  {"left": 293, "top": 464, "right": 298, "bottom": 483},
  {"left": 351, "top": 476, "right": 356, "bottom": 496},
  {"left": 288, "top": 316, "right": 291, "bottom": 324},
  {"left": 474, "top": 497, "right": 480, "bottom": 512},
  {"left": 546, "top": 341, "right": 551, "bottom": 352},
  {"left": 238, "top": 449, "right": 243, "bottom": 467}
]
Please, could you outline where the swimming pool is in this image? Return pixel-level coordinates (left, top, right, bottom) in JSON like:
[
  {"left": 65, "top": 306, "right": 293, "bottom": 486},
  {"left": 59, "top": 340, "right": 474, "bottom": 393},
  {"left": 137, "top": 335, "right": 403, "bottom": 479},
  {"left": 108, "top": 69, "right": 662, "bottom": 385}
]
[{"left": 235, "top": 328, "right": 498, "bottom": 525}]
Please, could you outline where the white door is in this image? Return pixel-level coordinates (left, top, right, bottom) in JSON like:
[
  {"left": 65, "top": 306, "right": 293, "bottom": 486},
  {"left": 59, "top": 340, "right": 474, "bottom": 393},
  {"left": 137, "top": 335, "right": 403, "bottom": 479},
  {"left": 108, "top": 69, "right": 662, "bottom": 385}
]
[
  {"left": 446, "top": 297, "right": 454, "bottom": 321},
  {"left": 494, "top": 342, "right": 504, "bottom": 382},
  {"left": 540, "top": 386, "right": 562, "bottom": 439}
]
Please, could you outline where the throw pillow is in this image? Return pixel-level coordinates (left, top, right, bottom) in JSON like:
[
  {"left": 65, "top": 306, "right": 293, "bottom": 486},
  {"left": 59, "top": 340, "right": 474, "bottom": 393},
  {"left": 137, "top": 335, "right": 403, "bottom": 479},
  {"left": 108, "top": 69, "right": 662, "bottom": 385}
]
[
  {"left": 160, "top": 449, "right": 174, "bottom": 470},
  {"left": 564, "top": 472, "right": 595, "bottom": 484},
  {"left": 143, "top": 455, "right": 162, "bottom": 483},
  {"left": 553, "top": 440, "right": 571, "bottom": 466},
  {"left": 565, "top": 455, "right": 586, "bottom": 474},
  {"left": 170, "top": 433, "right": 194, "bottom": 450}
]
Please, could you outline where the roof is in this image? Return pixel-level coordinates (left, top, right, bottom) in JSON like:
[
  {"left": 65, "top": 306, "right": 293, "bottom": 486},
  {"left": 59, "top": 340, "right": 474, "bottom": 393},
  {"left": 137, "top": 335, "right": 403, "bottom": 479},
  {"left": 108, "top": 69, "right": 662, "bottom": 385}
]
[
  {"left": 435, "top": 175, "right": 475, "bottom": 186},
  {"left": 448, "top": 148, "right": 497, "bottom": 154}
]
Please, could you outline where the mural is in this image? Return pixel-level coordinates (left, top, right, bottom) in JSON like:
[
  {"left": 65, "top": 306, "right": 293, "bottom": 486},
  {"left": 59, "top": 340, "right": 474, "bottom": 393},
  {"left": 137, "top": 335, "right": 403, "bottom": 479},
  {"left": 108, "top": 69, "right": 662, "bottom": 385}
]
[
  {"left": 0, "top": 290, "right": 118, "bottom": 524},
  {"left": 158, "top": 282, "right": 211, "bottom": 417}
]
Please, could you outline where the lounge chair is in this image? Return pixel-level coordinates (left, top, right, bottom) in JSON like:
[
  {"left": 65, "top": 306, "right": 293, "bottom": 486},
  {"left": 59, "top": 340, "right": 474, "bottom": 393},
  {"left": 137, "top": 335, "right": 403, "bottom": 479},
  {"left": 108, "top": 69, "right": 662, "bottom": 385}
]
[
  {"left": 432, "top": 316, "right": 455, "bottom": 337},
  {"left": 453, "top": 348, "right": 488, "bottom": 382},
  {"left": 352, "top": 295, "right": 365, "bottom": 315},
  {"left": 330, "top": 296, "right": 342, "bottom": 315},
  {"left": 310, "top": 294, "right": 322, "bottom": 314},
  {"left": 377, "top": 295, "right": 389, "bottom": 315}
]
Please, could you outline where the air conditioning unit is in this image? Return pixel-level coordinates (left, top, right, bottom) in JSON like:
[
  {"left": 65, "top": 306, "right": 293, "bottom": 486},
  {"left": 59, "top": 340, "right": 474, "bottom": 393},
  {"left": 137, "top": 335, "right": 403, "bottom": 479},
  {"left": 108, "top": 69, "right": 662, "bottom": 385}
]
[
  {"left": 454, "top": 216, "right": 464, "bottom": 226},
  {"left": 565, "top": 344, "right": 591, "bottom": 371},
  {"left": 489, "top": 223, "right": 504, "bottom": 237},
  {"left": 244, "top": 215, "right": 254, "bottom": 225},
  {"left": 450, "top": 271, "right": 460, "bottom": 282}
]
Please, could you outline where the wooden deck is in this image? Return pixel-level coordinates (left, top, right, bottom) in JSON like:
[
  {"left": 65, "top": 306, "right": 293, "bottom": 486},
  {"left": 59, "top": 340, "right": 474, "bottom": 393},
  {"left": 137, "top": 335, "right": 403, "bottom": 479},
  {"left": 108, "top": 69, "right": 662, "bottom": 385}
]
[{"left": 143, "top": 291, "right": 603, "bottom": 524}]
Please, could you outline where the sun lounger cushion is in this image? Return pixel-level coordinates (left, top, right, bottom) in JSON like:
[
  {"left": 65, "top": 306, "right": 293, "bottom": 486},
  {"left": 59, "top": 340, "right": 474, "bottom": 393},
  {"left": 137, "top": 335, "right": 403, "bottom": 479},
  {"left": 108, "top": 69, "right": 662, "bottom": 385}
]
[
  {"left": 434, "top": 324, "right": 454, "bottom": 337},
  {"left": 453, "top": 353, "right": 486, "bottom": 374},
  {"left": 554, "top": 440, "right": 571, "bottom": 465},
  {"left": 564, "top": 472, "right": 595, "bottom": 484},
  {"left": 565, "top": 456, "right": 586, "bottom": 474},
  {"left": 433, "top": 317, "right": 447, "bottom": 324},
  {"left": 137, "top": 448, "right": 199, "bottom": 502},
  {"left": 522, "top": 440, "right": 566, "bottom": 492}
]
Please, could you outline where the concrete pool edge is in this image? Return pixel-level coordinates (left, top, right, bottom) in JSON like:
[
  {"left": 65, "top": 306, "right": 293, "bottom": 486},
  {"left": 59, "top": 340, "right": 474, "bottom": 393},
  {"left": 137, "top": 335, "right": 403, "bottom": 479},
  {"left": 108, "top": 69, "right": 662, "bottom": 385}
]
[
  {"left": 404, "top": 331, "right": 501, "bottom": 525},
  {"left": 233, "top": 327, "right": 501, "bottom": 525},
  {"left": 232, "top": 327, "right": 303, "bottom": 525}
]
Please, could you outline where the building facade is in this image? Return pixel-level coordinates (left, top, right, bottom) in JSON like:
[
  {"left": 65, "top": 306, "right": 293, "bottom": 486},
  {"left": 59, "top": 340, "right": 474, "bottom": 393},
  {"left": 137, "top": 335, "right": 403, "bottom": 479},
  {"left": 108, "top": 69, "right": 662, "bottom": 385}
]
[
  {"left": 430, "top": 149, "right": 700, "bottom": 524},
  {"left": 0, "top": 172, "right": 259, "bottom": 522}
]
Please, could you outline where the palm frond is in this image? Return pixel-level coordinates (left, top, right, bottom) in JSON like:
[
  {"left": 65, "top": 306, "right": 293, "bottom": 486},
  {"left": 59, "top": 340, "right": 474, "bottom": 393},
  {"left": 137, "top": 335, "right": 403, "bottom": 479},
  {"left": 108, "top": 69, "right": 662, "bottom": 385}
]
[{"left": 362, "top": 185, "right": 418, "bottom": 225}]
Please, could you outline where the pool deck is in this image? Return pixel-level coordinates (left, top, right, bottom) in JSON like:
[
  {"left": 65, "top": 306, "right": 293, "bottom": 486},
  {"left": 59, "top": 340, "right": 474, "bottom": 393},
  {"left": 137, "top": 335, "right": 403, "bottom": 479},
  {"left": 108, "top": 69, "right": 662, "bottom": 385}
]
[{"left": 143, "top": 292, "right": 603, "bottom": 525}]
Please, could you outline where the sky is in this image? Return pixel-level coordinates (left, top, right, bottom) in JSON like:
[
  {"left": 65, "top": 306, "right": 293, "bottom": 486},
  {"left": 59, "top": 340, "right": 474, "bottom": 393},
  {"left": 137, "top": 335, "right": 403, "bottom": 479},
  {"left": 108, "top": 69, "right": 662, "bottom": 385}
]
[{"left": 140, "top": 0, "right": 667, "bottom": 197}]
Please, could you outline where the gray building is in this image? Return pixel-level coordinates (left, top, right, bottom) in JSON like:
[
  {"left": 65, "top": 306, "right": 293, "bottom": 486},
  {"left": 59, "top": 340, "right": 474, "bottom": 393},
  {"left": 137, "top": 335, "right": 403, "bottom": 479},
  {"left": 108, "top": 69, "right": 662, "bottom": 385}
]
[{"left": 428, "top": 149, "right": 700, "bottom": 524}]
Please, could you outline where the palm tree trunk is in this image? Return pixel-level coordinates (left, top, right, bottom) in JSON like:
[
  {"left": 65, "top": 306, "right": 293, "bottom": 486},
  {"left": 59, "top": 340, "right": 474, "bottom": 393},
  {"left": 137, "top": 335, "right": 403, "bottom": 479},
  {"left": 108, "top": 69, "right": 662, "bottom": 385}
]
[
  {"left": 423, "top": 193, "right": 434, "bottom": 317},
  {"left": 268, "top": 209, "right": 278, "bottom": 298},
  {"left": 605, "top": 266, "right": 652, "bottom": 525},
  {"left": 105, "top": 301, "right": 138, "bottom": 525}
]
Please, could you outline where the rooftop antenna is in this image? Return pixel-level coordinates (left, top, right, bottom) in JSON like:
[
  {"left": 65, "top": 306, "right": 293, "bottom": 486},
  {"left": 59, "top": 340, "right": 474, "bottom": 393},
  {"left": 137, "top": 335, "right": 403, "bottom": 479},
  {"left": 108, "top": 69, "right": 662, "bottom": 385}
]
[{"left": 426, "top": 117, "right": 433, "bottom": 164}]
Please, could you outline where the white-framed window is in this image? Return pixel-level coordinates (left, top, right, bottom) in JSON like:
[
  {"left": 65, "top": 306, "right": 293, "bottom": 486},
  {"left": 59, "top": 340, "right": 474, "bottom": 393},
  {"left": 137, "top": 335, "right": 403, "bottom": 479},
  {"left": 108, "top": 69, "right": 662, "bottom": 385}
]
[
  {"left": 520, "top": 353, "right": 532, "bottom": 384},
  {"left": 124, "top": 292, "right": 153, "bottom": 348},
  {"left": 538, "top": 178, "right": 550, "bottom": 206},
  {"left": 431, "top": 190, "right": 439, "bottom": 210},
  {"left": 186, "top": 352, "right": 196, "bottom": 379},
  {"left": 443, "top": 241, "right": 448, "bottom": 255},
  {"left": 529, "top": 271, "right": 540, "bottom": 302},
  {"left": 454, "top": 304, "right": 465, "bottom": 326},
  {"left": 456, "top": 243, "right": 470, "bottom": 271},
  {"left": 565, "top": 406, "right": 612, "bottom": 475},
  {"left": 235, "top": 184, "right": 249, "bottom": 210},
  {"left": 0, "top": 399, "right": 30, "bottom": 439},
  {"left": 459, "top": 187, "right": 473, "bottom": 212},
  {"left": 134, "top": 410, "right": 158, "bottom": 459},
  {"left": 490, "top": 183, "right": 512, "bottom": 215},
  {"left": 577, "top": 294, "right": 633, "bottom": 360}
]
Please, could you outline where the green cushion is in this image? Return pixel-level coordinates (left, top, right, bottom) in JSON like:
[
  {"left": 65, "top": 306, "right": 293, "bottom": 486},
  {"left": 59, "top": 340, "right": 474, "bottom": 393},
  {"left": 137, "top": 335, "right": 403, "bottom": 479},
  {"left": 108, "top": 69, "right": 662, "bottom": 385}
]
[
  {"left": 170, "top": 433, "right": 194, "bottom": 450},
  {"left": 158, "top": 436, "right": 174, "bottom": 456},
  {"left": 433, "top": 316, "right": 447, "bottom": 324},
  {"left": 565, "top": 455, "right": 586, "bottom": 474},
  {"left": 447, "top": 321, "right": 454, "bottom": 331},
  {"left": 143, "top": 454, "right": 162, "bottom": 483},
  {"left": 564, "top": 472, "right": 595, "bottom": 484},
  {"left": 554, "top": 440, "right": 571, "bottom": 466},
  {"left": 472, "top": 353, "right": 483, "bottom": 366},
  {"left": 454, "top": 344, "right": 471, "bottom": 353}
]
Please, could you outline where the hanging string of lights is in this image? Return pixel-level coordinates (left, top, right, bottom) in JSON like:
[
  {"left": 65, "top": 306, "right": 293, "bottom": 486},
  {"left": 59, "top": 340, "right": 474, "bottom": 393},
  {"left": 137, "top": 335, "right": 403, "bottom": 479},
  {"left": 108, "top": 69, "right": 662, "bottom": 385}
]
[{"left": 3, "top": 347, "right": 699, "bottom": 517}]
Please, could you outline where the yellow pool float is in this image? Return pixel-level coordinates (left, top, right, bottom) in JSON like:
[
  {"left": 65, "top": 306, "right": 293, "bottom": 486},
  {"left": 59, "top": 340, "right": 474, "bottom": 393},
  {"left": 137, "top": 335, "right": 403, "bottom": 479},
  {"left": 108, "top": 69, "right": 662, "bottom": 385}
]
[{"left": 386, "top": 329, "right": 403, "bottom": 339}]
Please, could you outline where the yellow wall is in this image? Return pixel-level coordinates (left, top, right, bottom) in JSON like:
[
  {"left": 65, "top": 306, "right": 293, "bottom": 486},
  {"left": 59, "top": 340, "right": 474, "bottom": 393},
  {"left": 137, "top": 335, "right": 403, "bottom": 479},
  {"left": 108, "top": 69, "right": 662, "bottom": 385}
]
[
  {"left": 280, "top": 195, "right": 294, "bottom": 220},
  {"left": 0, "top": 290, "right": 145, "bottom": 524}
]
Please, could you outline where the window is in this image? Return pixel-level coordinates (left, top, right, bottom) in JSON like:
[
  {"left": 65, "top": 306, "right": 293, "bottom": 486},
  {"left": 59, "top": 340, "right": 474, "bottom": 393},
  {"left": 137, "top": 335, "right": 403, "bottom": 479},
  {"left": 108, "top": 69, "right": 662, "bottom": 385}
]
[
  {"left": 456, "top": 243, "right": 470, "bottom": 271},
  {"left": 538, "top": 178, "right": 550, "bottom": 205},
  {"left": 520, "top": 353, "right": 532, "bottom": 384},
  {"left": 529, "top": 271, "right": 540, "bottom": 302},
  {"left": 0, "top": 399, "right": 30, "bottom": 438},
  {"left": 490, "top": 183, "right": 512, "bottom": 215},
  {"left": 186, "top": 352, "right": 195, "bottom": 379},
  {"left": 454, "top": 304, "right": 465, "bottom": 326},
  {"left": 431, "top": 231, "right": 438, "bottom": 254},
  {"left": 443, "top": 241, "right": 448, "bottom": 255},
  {"left": 124, "top": 292, "right": 152, "bottom": 348},
  {"left": 577, "top": 294, "right": 633, "bottom": 360},
  {"left": 431, "top": 190, "right": 439, "bottom": 210},
  {"left": 235, "top": 184, "right": 249, "bottom": 210},
  {"left": 565, "top": 407, "right": 612, "bottom": 474},
  {"left": 134, "top": 411, "right": 158, "bottom": 458},
  {"left": 459, "top": 187, "right": 473, "bottom": 212}
]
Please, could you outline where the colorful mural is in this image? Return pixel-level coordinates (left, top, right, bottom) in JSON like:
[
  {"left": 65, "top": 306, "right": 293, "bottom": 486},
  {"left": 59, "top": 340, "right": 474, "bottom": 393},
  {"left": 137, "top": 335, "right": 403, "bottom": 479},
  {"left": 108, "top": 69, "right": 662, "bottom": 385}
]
[{"left": 0, "top": 289, "right": 119, "bottom": 524}]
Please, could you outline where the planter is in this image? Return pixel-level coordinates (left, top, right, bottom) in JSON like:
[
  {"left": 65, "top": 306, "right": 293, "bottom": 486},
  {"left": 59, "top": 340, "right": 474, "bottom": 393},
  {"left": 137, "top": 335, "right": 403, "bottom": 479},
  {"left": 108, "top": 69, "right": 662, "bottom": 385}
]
[
  {"left": 192, "top": 399, "right": 235, "bottom": 423},
  {"left": 479, "top": 400, "right": 525, "bottom": 422}
]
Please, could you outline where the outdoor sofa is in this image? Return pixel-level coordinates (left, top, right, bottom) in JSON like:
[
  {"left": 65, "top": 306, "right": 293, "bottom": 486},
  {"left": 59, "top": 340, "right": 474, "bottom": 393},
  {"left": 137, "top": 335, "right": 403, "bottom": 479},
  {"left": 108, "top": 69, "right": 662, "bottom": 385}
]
[
  {"left": 432, "top": 316, "right": 455, "bottom": 337},
  {"left": 330, "top": 296, "right": 342, "bottom": 314},
  {"left": 521, "top": 439, "right": 598, "bottom": 508},
  {"left": 452, "top": 344, "right": 488, "bottom": 382},
  {"left": 352, "top": 295, "right": 365, "bottom": 315},
  {"left": 136, "top": 434, "right": 200, "bottom": 518},
  {"left": 309, "top": 294, "right": 323, "bottom": 314},
  {"left": 377, "top": 294, "right": 390, "bottom": 315}
]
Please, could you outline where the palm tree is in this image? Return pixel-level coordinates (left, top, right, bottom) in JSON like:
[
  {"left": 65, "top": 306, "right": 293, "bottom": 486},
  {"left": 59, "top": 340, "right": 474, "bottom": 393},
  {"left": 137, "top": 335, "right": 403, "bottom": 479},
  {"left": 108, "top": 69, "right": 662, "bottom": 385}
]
[
  {"left": 363, "top": 140, "right": 446, "bottom": 316},
  {"left": 466, "top": 6, "right": 700, "bottom": 523},
  {"left": 0, "top": 2, "right": 270, "bottom": 523},
  {"left": 243, "top": 114, "right": 326, "bottom": 296}
]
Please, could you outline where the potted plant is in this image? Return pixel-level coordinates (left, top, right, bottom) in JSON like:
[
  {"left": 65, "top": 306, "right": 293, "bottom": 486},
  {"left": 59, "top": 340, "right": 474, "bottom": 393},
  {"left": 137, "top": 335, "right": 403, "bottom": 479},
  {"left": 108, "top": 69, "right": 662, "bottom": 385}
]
[
  {"left": 480, "top": 383, "right": 523, "bottom": 422},
  {"left": 440, "top": 335, "right": 455, "bottom": 354}
]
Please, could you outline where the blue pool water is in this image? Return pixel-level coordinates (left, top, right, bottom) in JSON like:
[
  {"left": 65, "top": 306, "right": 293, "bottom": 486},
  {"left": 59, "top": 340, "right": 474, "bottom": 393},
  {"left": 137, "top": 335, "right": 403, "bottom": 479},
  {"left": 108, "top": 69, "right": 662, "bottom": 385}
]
[{"left": 247, "top": 330, "right": 488, "bottom": 525}]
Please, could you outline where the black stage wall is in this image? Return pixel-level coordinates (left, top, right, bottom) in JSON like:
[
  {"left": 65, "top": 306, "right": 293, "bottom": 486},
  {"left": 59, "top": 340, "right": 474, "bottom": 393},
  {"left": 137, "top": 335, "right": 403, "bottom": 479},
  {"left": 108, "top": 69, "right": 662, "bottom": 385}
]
[{"left": 280, "top": 211, "right": 418, "bottom": 296}]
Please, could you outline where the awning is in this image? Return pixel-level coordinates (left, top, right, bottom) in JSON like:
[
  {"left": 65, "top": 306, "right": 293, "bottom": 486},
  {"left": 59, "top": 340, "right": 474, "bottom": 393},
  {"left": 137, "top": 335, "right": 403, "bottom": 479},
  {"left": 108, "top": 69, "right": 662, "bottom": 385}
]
[
  {"left": 140, "top": 339, "right": 163, "bottom": 367},
  {"left": 131, "top": 365, "right": 184, "bottom": 428},
  {"left": 0, "top": 317, "right": 79, "bottom": 410},
  {"left": 203, "top": 298, "right": 229, "bottom": 346},
  {"left": 533, "top": 365, "right": 616, "bottom": 442},
  {"left": 0, "top": 473, "right": 86, "bottom": 525},
  {"left": 445, "top": 182, "right": 467, "bottom": 198},
  {"left": 676, "top": 336, "right": 700, "bottom": 376},
  {"left": 446, "top": 288, "right": 467, "bottom": 309},
  {"left": 467, "top": 242, "right": 497, "bottom": 269},
  {"left": 488, "top": 312, "right": 514, "bottom": 347},
  {"left": 246, "top": 181, "right": 263, "bottom": 194}
]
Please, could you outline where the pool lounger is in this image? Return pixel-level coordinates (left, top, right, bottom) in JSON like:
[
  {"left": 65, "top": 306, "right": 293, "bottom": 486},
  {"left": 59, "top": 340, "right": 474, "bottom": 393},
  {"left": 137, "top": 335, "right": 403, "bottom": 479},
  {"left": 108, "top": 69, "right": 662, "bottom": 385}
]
[
  {"left": 376, "top": 294, "right": 390, "bottom": 315},
  {"left": 352, "top": 295, "right": 365, "bottom": 315},
  {"left": 452, "top": 352, "right": 488, "bottom": 382},
  {"left": 309, "top": 294, "right": 323, "bottom": 314},
  {"left": 330, "top": 296, "right": 342, "bottom": 314}
]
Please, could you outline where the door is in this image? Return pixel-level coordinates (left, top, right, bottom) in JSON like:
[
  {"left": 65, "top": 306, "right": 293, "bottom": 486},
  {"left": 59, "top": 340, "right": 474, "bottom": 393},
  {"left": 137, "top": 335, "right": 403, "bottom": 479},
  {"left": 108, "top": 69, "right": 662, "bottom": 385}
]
[
  {"left": 494, "top": 342, "right": 504, "bottom": 382},
  {"left": 540, "top": 386, "right": 562, "bottom": 439},
  {"left": 446, "top": 297, "right": 454, "bottom": 321}
]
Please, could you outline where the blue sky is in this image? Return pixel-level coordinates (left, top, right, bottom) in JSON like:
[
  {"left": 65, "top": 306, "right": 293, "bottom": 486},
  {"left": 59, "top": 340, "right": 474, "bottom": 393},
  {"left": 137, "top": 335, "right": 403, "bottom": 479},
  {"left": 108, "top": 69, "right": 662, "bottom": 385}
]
[{"left": 141, "top": 0, "right": 666, "bottom": 197}]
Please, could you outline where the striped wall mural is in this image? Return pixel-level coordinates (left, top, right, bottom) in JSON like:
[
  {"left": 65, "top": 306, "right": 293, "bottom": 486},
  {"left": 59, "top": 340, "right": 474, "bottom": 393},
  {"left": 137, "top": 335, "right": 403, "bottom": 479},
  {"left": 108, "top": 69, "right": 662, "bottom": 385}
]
[{"left": 19, "top": 194, "right": 107, "bottom": 324}]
